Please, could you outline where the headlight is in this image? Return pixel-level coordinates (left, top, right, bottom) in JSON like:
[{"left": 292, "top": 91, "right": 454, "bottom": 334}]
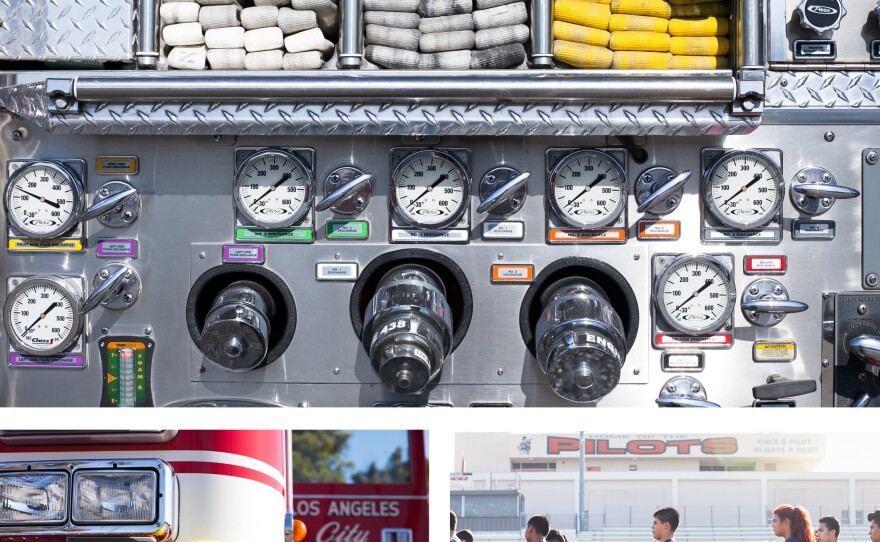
[
  {"left": 72, "top": 470, "right": 157, "bottom": 524},
  {"left": 0, "top": 472, "right": 68, "bottom": 524}
]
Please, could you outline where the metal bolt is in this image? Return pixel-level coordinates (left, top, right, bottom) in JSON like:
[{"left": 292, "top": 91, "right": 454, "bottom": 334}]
[
  {"left": 773, "top": 286, "right": 783, "bottom": 295},
  {"left": 633, "top": 254, "right": 640, "bottom": 261},
  {"left": 798, "top": 196, "right": 807, "bottom": 207},
  {"left": 750, "top": 286, "right": 759, "bottom": 295},
  {"left": 822, "top": 359, "right": 830, "bottom": 368},
  {"left": 123, "top": 294, "right": 133, "bottom": 304},
  {"left": 11, "top": 130, "right": 22, "bottom": 141},
  {"left": 199, "top": 365, "right": 206, "bottom": 373},
  {"left": 101, "top": 327, "right": 109, "bottom": 334},
  {"left": 868, "top": 152, "right": 879, "bottom": 165},
  {"left": 354, "top": 197, "right": 365, "bottom": 209},
  {"left": 859, "top": 373, "right": 867, "bottom": 382},
  {"left": 858, "top": 304, "right": 868, "bottom": 315},
  {"left": 774, "top": 313, "right": 784, "bottom": 320},
  {"left": 298, "top": 401, "right": 309, "bottom": 408},
  {"left": 212, "top": 135, "right": 222, "bottom": 142},
  {"left": 334, "top": 252, "right": 341, "bottom": 260},
  {"left": 497, "top": 368, "right": 504, "bottom": 376},
  {"left": 333, "top": 367, "right": 341, "bottom": 375},
  {"left": 823, "top": 292, "right": 829, "bottom": 300},
  {"left": 144, "top": 326, "right": 152, "bottom": 335},
  {"left": 100, "top": 188, "right": 110, "bottom": 197},
  {"left": 644, "top": 174, "right": 654, "bottom": 183},
  {"left": 691, "top": 384, "right": 701, "bottom": 393},
  {"left": 53, "top": 96, "right": 69, "bottom": 110},
  {"left": 750, "top": 311, "right": 759, "bottom": 319},
  {"left": 497, "top": 253, "right": 504, "bottom": 261},
  {"left": 798, "top": 173, "right": 807, "bottom": 181},
  {"left": 101, "top": 213, "right": 112, "bottom": 221},
  {"left": 99, "top": 269, "right": 110, "bottom": 279},
  {"left": 122, "top": 211, "right": 133, "bottom": 222},
  {"left": 824, "top": 131, "right": 834, "bottom": 142},
  {"left": 666, "top": 197, "right": 678, "bottom": 208},
  {"left": 822, "top": 173, "right": 831, "bottom": 182},
  {"left": 741, "top": 98, "right": 756, "bottom": 112},
  {"left": 781, "top": 79, "right": 788, "bottom": 87},
  {"left": 99, "top": 341, "right": 106, "bottom": 348},
  {"left": 666, "top": 383, "right": 677, "bottom": 393},
  {"left": 199, "top": 251, "right": 206, "bottom": 259},
  {"left": 330, "top": 174, "right": 340, "bottom": 183},
  {"left": 511, "top": 198, "right": 521, "bottom": 208},
  {"left": 633, "top": 368, "right": 640, "bottom": 375},
  {"left": 821, "top": 198, "right": 832, "bottom": 207},
  {"left": 867, "top": 273, "right": 879, "bottom": 287}
]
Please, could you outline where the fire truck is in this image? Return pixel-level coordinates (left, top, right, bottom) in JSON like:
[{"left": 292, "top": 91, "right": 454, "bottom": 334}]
[
  {"left": 0, "top": 429, "right": 428, "bottom": 542},
  {"left": 1, "top": 0, "right": 879, "bottom": 407}
]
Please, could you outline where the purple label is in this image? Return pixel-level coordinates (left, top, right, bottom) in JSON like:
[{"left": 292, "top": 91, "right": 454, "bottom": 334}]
[
  {"left": 96, "top": 239, "right": 138, "bottom": 258},
  {"left": 223, "top": 244, "right": 265, "bottom": 264},
  {"left": 10, "top": 354, "right": 85, "bottom": 368}
]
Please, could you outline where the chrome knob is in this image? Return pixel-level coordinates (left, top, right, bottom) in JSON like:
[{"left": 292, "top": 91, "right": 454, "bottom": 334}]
[
  {"left": 796, "top": 0, "right": 845, "bottom": 34},
  {"left": 656, "top": 376, "right": 719, "bottom": 407},
  {"left": 200, "top": 281, "right": 275, "bottom": 372}
]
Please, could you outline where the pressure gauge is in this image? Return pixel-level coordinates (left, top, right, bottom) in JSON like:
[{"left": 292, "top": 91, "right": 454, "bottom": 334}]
[
  {"left": 548, "top": 150, "right": 627, "bottom": 229},
  {"left": 4, "top": 161, "right": 84, "bottom": 239},
  {"left": 234, "top": 149, "right": 313, "bottom": 228},
  {"left": 703, "top": 150, "right": 784, "bottom": 229},
  {"left": 654, "top": 255, "right": 736, "bottom": 335},
  {"left": 391, "top": 150, "right": 469, "bottom": 229},
  {"left": 4, "top": 277, "right": 82, "bottom": 356}
]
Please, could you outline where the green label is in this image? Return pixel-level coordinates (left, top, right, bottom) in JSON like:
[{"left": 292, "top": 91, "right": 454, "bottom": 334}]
[
  {"left": 236, "top": 227, "right": 314, "bottom": 242},
  {"left": 327, "top": 221, "right": 369, "bottom": 239}
]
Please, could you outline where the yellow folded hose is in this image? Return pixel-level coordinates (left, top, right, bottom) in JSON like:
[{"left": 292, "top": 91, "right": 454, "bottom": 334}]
[
  {"left": 670, "top": 2, "right": 728, "bottom": 17},
  {"left": 670, "top": 54, "right": 729, "bottom": 69},
  {"left": 555, "top": 0, "right": 612, "bottom": 29},
  {"left": 554, "top": 39, "right": 614, "bottom": 67},
  {"left": 668, "top": 16, "right": 729, "bottom": 36},
  {"left": 669, "top": 35, "right": 728, "bottom": 55},
  {"left": 553, "top": 21, "right": 611, "bottom": 47},
  {"left": 609, "top": 13, "right": 668, "bottom": 32},
  {"left": 609, "top": 30, "right": 670, "bottom": 51},
  {"left": 610, "top": 0, "right": 672, "bottom": 19},
  {"left": 611, "top": 50, "right": 671, "bottom": 68}
]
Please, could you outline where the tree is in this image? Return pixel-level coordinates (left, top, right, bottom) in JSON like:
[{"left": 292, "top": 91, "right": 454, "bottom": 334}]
[
  {"left": 350, "top": 446, "right": 411, "bottom": 484},
  {"left": 290, "top": 430, "right": 354, "bottom": 483}
]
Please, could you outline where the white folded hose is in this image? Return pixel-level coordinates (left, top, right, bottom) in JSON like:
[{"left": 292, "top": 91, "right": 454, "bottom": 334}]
[
  {"left": 283, "top": 51, "right": 325, "bottom": 69},
  {"left": 244, "top": 27, "right": 285, "bottom": 51},
  {"left": 473, "top": 1, "right": 526, "bottom": 29},
  {"left": 364, "top": 11, "right": 421, "bottom": 28},
  {"left": 168, "top": 45, "right": 208, "bottom": 69},
  {"left": 364, "top": 0, "right": 420, "bottom": 12},
  {"left": 366, "top": 25, "right": 421, "bottom": 50},
  {"left": 419, "top": 49, "right": 471, "bottom": 68},
  {"left": 284, "top": 27, "right": 335, "bottom": 55},
  {"left": 474, "top": 23, "right": 528, "bottom": 48},
  {"left": 241, "top": 6, "right": 279, "bottom": 29},
  {"left": 291, "top": 0, "right": 338, "bottom": 35},
  {"left": 160, "top": 2, "right": 200, "bottom": 24},
  {"left": 245, "top": 49, "right": 284, "bottom": 69},
  {"left": 205, "top": 26, "right": 245, "bottom": 48},
  {"left": 207, "top": 48, "right": 247, "bottom": 69},
  {"left": 199, "top": 4, "right": 241, "bottom": 30},
  {"left": 196, "top": 0, "right": 236, "bottom": 5},
  {"left": 278, "top": 8, "right": 319, "bottom": 34},
  {"left": 475, "top": 0, "right": 518, "bottom": 9},
  {"left": 365, "top": 44, "right": 420, "bottom": 68},
  {"left": 419, "top": 13, "right": 474, "bottom": 32},
  {"left": 419, "top": 29, "right": 475, "bottom": 52},
  {"left": 163, "top": 22, "right": 205, "bottom": 46}
]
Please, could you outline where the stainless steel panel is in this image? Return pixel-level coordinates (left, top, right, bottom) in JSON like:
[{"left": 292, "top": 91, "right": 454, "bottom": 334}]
[
  {"left": 771, "top": 0, "right": 880, "bottom": 65},
  {"left": 766, "top": 71, "right": 880, "bottom": 107}
]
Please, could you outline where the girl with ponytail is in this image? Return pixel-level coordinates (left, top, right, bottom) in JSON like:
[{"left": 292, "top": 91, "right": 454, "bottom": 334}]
[{"left": 773, "top": 504, "right": 817, "bottom": 542}]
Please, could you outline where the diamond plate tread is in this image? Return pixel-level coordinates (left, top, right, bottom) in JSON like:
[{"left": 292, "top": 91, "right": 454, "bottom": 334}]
[
  {"left": 0, "top": 0, "right": 135, "bottom": 62},
  {"left": 0, "top": 84, "right": 757, "bottom": 136},
  {"left": 766, "top": 71, "right": 880, "bottom": 108}
]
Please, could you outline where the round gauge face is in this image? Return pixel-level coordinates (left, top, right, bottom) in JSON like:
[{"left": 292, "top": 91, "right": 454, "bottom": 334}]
[
  {"left": 4, "top": 162, "right": 83, "bottom": 239},
  {"left": 549, "top": 150, "right": 628, "bottom": 228},
  {"left": 3, "top": 278, "right": 82, "bottom": 356},
  {"left": 655, "top": 256, "right": 736, "bottom": 335},
  {"left": 392, "top": 150, "right": 469, "bottom": 229},
  {"left": 704, "top": 150, "right": 784, "bottom": 229},
  {"left": 234, "top": 150, "right": 312, "bottom": 228}
]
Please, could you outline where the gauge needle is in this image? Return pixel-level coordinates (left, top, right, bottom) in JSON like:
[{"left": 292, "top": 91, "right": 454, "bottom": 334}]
[
  {"left": 22, "top": 302, "right": 59, "bottom": 335},
  {"left": 672, "top": 279, "right": 715, "bottom": 313},
  {"left": 408, "top": 174, "right": 448, "bottom": 209},
  {"left": 250, "top": 173, "right": 292, "bottom": 207},
  {"left": 15, "top": 187, "right": 60, "bottom": 209},
  {"left": 566, "top": 174, "right": 606, "bottom": 207},
  {"left": 721, "top": 173, "right": 762, "bottom": 207}
]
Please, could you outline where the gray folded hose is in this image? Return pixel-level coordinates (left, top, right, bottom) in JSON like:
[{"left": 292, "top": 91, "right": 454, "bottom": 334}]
[
  {"left": 366, "top": 24, "right": 421, "bottom": 50},
  {"left": 419, "top": 29, "right": 474, "bottom": 52},
  {"left": 365, "top": 44, "right": 420, "bottom": 68},
  {"left": 292, "top": 0, "right": 338, "bottom": 36},
  {"left": 474, "top": 23, "right": 528, "bottom": 49},
  {"left": 419, "top": 13, "right": 473, "bottom": 33},
  {"left": 470, "top": 42, "right": 524, "bottom": 68},
  {"left": 196, "top": 0, "right": 236, "bottom": 5},
  {"left": 419, "top": 49, "right": 471, "bottom": 68},
  {"left": 207, "top": 48, "right": 247, "bottom": 69},
  {"left": 365, "top": 0, "right": 420, "bottom": 12},
  {"left": 472, "top": 2, "right": 526, "bottom": 30},
  {"left": 241, "top": 6, "right": 279, "bottom": 29},
  {"left": 278, "top": 8, "right": 319, "bottom": 34},
  {"left": 417, "top": 0, "right": 472, "bottom": 17},
  {"left": 254, "top": 0, "right": 289, "bottom": 5},
  {"left": 245, "top": 49, "right": 284, "bottom": 69},
  {"left": 199, "top": 4, "right": 241, "bottom": 30},
  {"left": 364, "top": 11, "right": 421, "bottom": 29},
  {"left": 475, "top": 0, "right": 519, "bottom": 8}
]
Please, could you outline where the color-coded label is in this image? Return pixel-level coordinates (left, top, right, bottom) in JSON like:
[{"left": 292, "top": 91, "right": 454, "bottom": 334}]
[
  {"left": 223, "top": 244, "right": 265, "bottom": 264},
  {"left": 753, "top": 342, "right": 797, "bottom": 362},
  {"left": 483, "top": 221, "right": 525, "bottom": 240},
  {"left": 316, "top": 262, "right": 358, "bottom": 281},
  {"left": 638, "top": 220, "right": 680, "bottom": 240},
  {"left": 491, "top": 264, "right": 534, "bottom": 283},
  {"left": 96, "top": 239, "right": 138, "bottom": 258},
  {"left": 8, "top": 238, "right": 83, "bottom": 252},
  {"left": 744, "top": 255, "right": 787, "bottom": 274},
  {"left": 9, "top": 354, "right": 84, "bottom": 368},
  {"left": 655, "top": 333, "right": 733, "bottom": 347},
  {"left": 236, "top": 227, "right": 313, "bottom": 242},
  {"left": 327, "top": 221, "right": 369, "bottom": 240},
  {"left": 662, "top": 352, "right": 704, "bottom": 372},
  {"left": 391, "top": 229, "right": 469, "bottom": 242},
  {"left": 706, "top": 229, "right": 778, "bottom": 240},
  {"left": 106, "top": 341, "right": 147, "bottom": 407},
  {"left": 549, "top": 229, "right": 626, "bottom": 242},
  {"left": 792, "top": 219, "right": 835, "bottom": 240},
  {"left": 97, "top": 156, "right": 138, "bottom": 175}
]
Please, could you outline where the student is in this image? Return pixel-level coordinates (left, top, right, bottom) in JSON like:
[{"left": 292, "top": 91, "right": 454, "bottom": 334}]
[
  {"left": 868, "top": 508, "right": 880, "bottom": 542},
  {"left": 772, "top": 505, "right": 816, "bottom": 542},
  {"left": 816, "top": 516, "right": 840, "bottom": 542},
  {"left": 525, "top": 514, "right": 551, "bottom": 542},
  {"left": 457, "top": 529, "right": 475, "bottom": 542},
  {"left": 546, "top": 529, "right": 568, "bottom": 542},
  {"left": 451, "top": 510, "right": 460, "bottom": 542},
  {"left": 652, "top": 507, "right": 681, "bottom": 542}
]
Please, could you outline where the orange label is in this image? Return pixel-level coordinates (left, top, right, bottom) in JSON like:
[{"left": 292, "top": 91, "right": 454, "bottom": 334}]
[
  {"left": 549, "top": 229, "right": 626, "bottom": 242},
  {"left": 638, "top": 220, "right": 680, "bottom": 239},
  {"left": 491, "top": 264, "right": 534, "bottom": 283},
  {"left": 107, "top": 342, "right": 145, "bottom": 351}
]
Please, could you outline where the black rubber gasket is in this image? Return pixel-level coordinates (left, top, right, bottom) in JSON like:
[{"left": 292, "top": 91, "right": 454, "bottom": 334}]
[
  {"left": 186, "top": 264, "right": 296, "bottom": 366},
  {"left": 350, "top": 248, "right": 473, "bottom": 354},
  {"left": 519, "top": 256, "right": 640, "bottom": 357}
]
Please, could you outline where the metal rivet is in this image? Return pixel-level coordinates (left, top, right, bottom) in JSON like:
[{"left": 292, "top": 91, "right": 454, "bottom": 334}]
[
  {"left": 644, "top": 174, "right": 653, "bottom": 183},
  {"left": 822, "top": 359, "right": 830, "bottom": 368},
  {"left": 822, "top": 173, "right": 831, "bottom": 182},
  {"left": 781, "top": 79, "right": 788, "bottom": 87},
  {"left": 354, "top": 197, "right": 365, "bottom": 208},
  {"left": 750, "top": 286, "right": 759, "bottom": 295},
  {"left": 666, "top": 383, "right": 677, "bottom": 392},
  {"left": 123, "top": 294, "right": 133, "bottom": 304},
  {"left": 334, "top": 252, "right": 341, "bottom": 260},
  {"left": 858, "top": 304, "right": 868, "bottom": 315},
  {"left": 330, "top": 175, "right": 340, "bottom": 183},
  {"left": 11, "top": 130, "right": 23, "bottom": 141},
  {"left": 867, "top": 273, "right": 879, "bottom": 287},
  {"left": 798, "top": 197, "right": 807, "bottom": 206},
  {"left": 99, "top": 269, "right": 110, "bottom": 279},
  {"left": 798, "top": 173, "right": 807, "bottom": 181},
  {"left": 859, "top": 373, "right": 867, "bottom": 381},
  {"left": 691, "top": 384, "right": 701, "bottom": 393},
  {"left": 497, "top": 368, "right": 504, "bottom": 376},
  {"left": 199, "top": 366, "right": 206, "bottom": 373},
  {"left": 823, "top": 292, "right": 829, "bottom": 300},
  {"left": 633, "top": 368, "right": 640, "bottom": 375},
  {"left": 99, "top": 341, "right": 106, "bottom": 348},
  {"left": 123, "top": 211, "right": 133, "bottom": 221},
  {"left": 54, "top": 97, "right": 69, "bottom": 110},
  {"left": 773, "top": 286, "right": 783, "bottom": 295},
  {"left": 633, "top": 254, "right": 640, "bottom": 261},
  {"left": 867, "top": 152, "right": 879, "bottom": 165},
  {"left": 824, "top": 131, "right": 834, "bottom": 142},
  {"left": 497, "top": 253, "right": 504, "bottom": 261},
  {"left": 144, "top": 326, "right": 152, "bottom": 335},
  {"left": 821, "top": 198, "right": 832, "bottom": 207},
  {"left": 298, "top": 401, "right": 309, "bottom": 408},
  {"left": 511, "top": 198, "right": 521, "bottom": 208},
  {"left": 99, "top": 188, "right": 110, "bottom": 197},
  {"left": 333, "top": 367, "right": 340, "bottom": 375},
  {"left": 666, "top": 197, "right": 678, "bottom": 208},
  {"left": 199, "top": 252, "right": 206, "bottom": 259},
  {"left": 101, "top": 327, "right": 109, "bottom": 335}
]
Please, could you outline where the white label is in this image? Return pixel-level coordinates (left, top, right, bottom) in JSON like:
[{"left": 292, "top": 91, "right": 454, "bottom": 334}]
[
  {"left": 316, "top": 263, "right": 358, "bottom": 281},
  {"left": 751, "top": 257, "right": 782, "bottom": 270},
  {"left": 483, "top": 221, "right": 524, "bottom": 240},
  {"left": 794, "top": 221, "right": 834, "bottom": 238},
  {"left": 391, "top": 229, "right": 469, "bottom": 242},
  {"left": 667, "top": 354, "right": 701, "bottom": 368},
  {"left": 643, "top": 223, "right": 676, "bottom": 235},
  {"left": 411, "top": 347, "right": 430, "bottom": 363},
  {"left": 657, "top": 334, "right": 732, "bottom": 346},
  {"left": 707, "top": 229, "right": 777, "bottom": 240}
]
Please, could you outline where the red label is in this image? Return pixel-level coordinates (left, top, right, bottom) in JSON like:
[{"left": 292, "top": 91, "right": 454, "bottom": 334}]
[
  {"left": 744, "top": 255, "right": 787, "bottom": 274},
  {"left": 655, "top": 333, "right": 733, "bottom": 347}
]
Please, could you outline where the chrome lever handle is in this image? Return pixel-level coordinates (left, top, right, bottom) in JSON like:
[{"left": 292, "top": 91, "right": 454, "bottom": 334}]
[
  {"left": 853, "top": 393, "right": 872, "bottom": 407},
  {"left": 741, "top": 299, "right": 809, "bottom": 314},
  {"left": 792, "top": 183, "right": 860, "bottom": 200},
  {"left": 637, "top": 170, "right": 691, "bottom": 213},
  {"left": 849, "top": 335, "right": 880, "bottom": 365},
  {"left": 316, "top": 174, "right": 373, "bottom": 212},
  {"left": 477, "top": 171, "right": 530, "bottom": 214},
  {"left": 80, "top": 188, "right": 138, "bottom": 222},
  {"left": 81, "top": 265, "right": 130, "bottom": 314},
  {"left": 656, "top": 396, "right": 720, "bottom": 408}
]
